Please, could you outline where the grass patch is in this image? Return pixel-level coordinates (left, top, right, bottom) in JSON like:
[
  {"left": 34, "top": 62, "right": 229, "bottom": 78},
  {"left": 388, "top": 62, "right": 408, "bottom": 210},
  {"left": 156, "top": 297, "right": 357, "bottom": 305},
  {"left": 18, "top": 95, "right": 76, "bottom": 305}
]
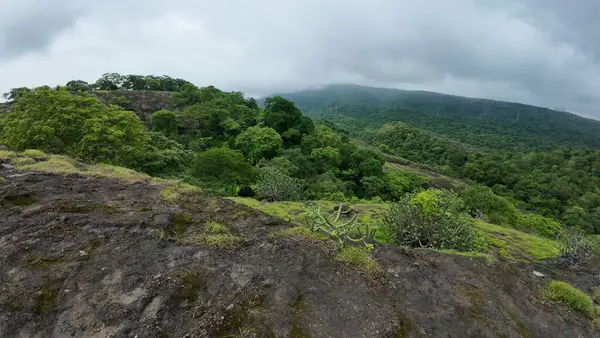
[
  {"left": 83, "top": 163, "right": 150, "bottom": 183},
  {"left": 11, "top": 156, "right": 36, "bottom": 166},
  {"left": 229, "top": 197, "right": 304, "bottom": 221},
  {"left": 545, "top": 280, "right": 595, "bottom": 317},
  {"left": 22, "top": 149, "right": 48, "bottom": 159},
  {"left": 476, "top": 221, "right": 558, "bottom": 262},
  {"left": 160, "top": 183, "right": 202, "bottom": 204},
  {"left": 15, "top": 154, "right": 149, "bottom": 184},
  {"left": 186, "top": 233, "right": 245, "bottom": 250},
  {"left": 395, "top": 312, "right": 416, "bottom": 338},
  {"left": 149, "top": 228, "right": 169, "bottom": 240},
  {"left": 172, "top": 212, "right": 198, "bottom": 237},
  {"left": 336, "top": 246, "right": 383, "bottom": 279},
  {"left": 17, "top": 154, "right": 80, "bottom": 175},
  {"left": 205, "top": 221, "right": 228, "bottom": 234},
  {"left": 593, "top": 287, "right": 600, "bottom": 303},
  {"left": 0, "top": 150, "right": 18, "bottom": 160}
]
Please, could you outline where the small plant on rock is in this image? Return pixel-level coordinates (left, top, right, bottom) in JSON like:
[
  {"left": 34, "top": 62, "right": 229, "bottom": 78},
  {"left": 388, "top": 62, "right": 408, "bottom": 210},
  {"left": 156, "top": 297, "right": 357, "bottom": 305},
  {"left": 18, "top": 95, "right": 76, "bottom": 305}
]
[
  {"left": 304, "top": 202, "right": 375, "bottom": 248},
  {"left": 556, "top": 232, "right": 598, "bottom": 268}
]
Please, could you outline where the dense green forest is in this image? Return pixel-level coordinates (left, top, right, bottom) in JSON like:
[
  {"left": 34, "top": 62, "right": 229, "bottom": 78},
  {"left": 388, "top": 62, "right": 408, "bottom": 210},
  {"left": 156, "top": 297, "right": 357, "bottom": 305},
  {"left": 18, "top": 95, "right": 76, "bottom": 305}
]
[
  {"left": 1, "top": 74, "right": 598, "bottom": 242},
  {"left": 272, "top": 84, "right": 600, "bottom": 152}
]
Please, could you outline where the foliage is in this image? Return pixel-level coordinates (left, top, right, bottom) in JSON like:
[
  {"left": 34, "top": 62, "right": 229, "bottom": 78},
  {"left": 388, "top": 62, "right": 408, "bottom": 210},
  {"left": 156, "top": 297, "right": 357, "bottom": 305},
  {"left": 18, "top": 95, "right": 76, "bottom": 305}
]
[
  {"left": 65, "top": 80, "right": 90, "bottom": 92},
  {"left": 1, "top": 87, "right": 148, "bottom": 167},
  {"left": 234, "top": 126, "right": 282, "bottom": 164},
  {"left": 262, "top": 96, "right": 303, "bottom": 134},
  {"left": 91, "top": 73, "right": 192, "bottom": 92},
  {"left": 150, "top": 109, "right": 179, "bottom": 137},
  {"left": 190, "top": 147, "right": 255, "bottom": 188},
  {"left": 255, "top": 166, "right": 304, "bottom": 202},
  {"left": 463, "top": 185, "right": 517, "bottom": 226},
  {"left": 546, "top": 281, "right": 595, "bottom": 317},
  {"left": 556, "top": 232, "right": 597, "bottom": 268},
  {"left": 515, "top": 212, "right": 564, "bottom": 238},
  {"left": 345, "top": 119, "right": 600, "bottom": 234},
  {"left": 2, "top": 87, "right": 31, "bottom": 101},
  {"left": 385, "top": 171, "right": 428, "bottom": 200},
  {"left": 280, "top": 84, "right": 600, "bottom": 151},
  {"left": 131, "top": 132, "right": 192, "bottom": 177},
  {"left": 381, "top": 189, "right": 485, "bottom": 252},
  {"left": 304, "top": 203, "right": 376, "bottom": 248},
  {"left": 309, "top": 146, "right": 342, "bottom": 173}
]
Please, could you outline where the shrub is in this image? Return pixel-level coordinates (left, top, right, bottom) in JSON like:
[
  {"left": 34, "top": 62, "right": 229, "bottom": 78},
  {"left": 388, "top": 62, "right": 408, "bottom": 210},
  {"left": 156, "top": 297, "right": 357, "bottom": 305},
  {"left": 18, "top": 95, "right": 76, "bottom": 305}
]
[
  {"left": 1, "top": 87, "right": 148, "bottom": 166},
  {"left": 255, "top": 167, "right": 304, "bottom": 201},
  {"left": 131, "top": 132, "right": 192, "bottom": 177},
  {"left": 556, "top": 232, "right": 597, "bottom": 268},
  {"left": 304, "top": 202, "right": 375, "bottom": 248},
  {"left": 546, "top": 281, "right": 594, "bottom": 317},
  {"left": 516, "top": 212, "right": 564, "bottom": 239},
  {"left": 462, "top": 185, "right": 517, "bottom": 226},
  {"left": 190, "top": 147, "right": 256, "bottom": 187},
  {"left": 381, "top": 189, "right": 485, "bottom": 252},
  {"left": 386, "top": 171, "right": 428, "bottom": 200}
]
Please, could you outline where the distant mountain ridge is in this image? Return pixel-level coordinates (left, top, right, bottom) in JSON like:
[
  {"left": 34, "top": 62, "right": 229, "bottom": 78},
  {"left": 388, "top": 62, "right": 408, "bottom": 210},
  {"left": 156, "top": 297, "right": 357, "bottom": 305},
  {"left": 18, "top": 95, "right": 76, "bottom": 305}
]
[{"left": 266, "top": 84, "right": 600, "bottom": 151}]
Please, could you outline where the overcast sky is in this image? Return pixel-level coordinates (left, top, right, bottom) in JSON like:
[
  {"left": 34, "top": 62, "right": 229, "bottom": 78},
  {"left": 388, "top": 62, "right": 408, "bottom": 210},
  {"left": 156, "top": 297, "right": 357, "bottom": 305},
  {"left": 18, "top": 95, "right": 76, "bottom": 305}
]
[{"left": 1, "top": 0, "right": 599, "bottom": 117}]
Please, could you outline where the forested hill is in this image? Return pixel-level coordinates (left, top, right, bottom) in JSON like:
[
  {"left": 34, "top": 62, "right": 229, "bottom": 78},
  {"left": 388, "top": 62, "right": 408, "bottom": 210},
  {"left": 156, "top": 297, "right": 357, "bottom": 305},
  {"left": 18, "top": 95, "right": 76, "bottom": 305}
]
[{"left": 268, "top": 84, "right": 600, "bottom": 151}]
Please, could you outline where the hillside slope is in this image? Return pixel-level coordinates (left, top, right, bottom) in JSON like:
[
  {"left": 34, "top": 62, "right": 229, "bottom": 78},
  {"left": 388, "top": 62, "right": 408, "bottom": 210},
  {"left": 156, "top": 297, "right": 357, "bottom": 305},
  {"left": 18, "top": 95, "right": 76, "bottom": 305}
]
[
  {"left": 0, "top": 153, "right": 597, "bottom": 337},
  {"left": 270, "top": 84, "right": 600, "bottom": 151}
]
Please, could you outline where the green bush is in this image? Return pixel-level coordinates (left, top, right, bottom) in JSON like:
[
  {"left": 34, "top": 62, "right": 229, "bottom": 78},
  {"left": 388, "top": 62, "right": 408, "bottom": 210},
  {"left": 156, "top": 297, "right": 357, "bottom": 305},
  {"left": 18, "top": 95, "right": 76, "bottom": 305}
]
[
  {"left": 463, "top": 185, "right": 517, "bottom": 226},
  {"left": 1, "top": 87, "right": 148, "bottom": 166},
  {"left": 132, "top": 132, "right": 192, "bottom": 176},
  {"left": 386, "top": 171, "right": 428, "bottom": 200},
  {"left": 255, "top": 167, "right": 304, "bottom": 201},
  {"left": 546, "top": 281, "right": 595, "bottom": 317},
  {"left": 190, "top": 147, "right": 256, "bottom": 188},
  {"left": 381, "top": 189, "right": 485, "bottom": 252},
  {"left": 516, "top": 212, "right": 564, "bottom": 238}
]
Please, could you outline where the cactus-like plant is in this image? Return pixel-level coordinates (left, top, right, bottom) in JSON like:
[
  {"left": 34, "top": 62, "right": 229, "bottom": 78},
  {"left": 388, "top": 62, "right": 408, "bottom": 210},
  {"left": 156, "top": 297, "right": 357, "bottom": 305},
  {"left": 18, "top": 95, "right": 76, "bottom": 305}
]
[{"left": 304, "top": 203, "right": 375, "bottom": 248}]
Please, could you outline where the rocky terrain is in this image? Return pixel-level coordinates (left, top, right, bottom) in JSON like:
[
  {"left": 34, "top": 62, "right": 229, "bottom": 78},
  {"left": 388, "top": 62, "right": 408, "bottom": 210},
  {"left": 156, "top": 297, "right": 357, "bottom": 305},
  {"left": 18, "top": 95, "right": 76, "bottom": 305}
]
[{"left": 0, "top": 156, "right": 597, "bottom": 338}]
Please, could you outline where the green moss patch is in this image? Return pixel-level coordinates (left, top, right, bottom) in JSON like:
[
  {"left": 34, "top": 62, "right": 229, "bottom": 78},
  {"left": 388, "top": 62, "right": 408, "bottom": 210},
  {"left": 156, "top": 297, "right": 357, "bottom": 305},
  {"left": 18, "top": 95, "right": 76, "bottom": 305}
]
[
  {"left": 186, "top": 233, "right": 246, "bottom": 250},
  {"left": 33, "top": 279, "right": 60, "bottom": 314},
  {"left": 545, "top": 281, "right": 595, "bottom": 318},
  {"left": 475, "top": 221, "right": 558, "bottom": 262},
  {"left": 58, "top": 199, "right": 121, "bottom": 215},
  {"left": 1, "top": 194, "right": 40, "bottom": 207},
  {"left": 336, "top": 246, "right": 383, "bottom": 279}
]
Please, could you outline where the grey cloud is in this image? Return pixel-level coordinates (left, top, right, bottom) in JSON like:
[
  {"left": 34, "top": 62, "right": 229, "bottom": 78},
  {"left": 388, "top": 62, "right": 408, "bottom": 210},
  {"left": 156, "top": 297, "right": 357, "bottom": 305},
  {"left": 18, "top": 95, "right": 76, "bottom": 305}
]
[
  {"left": 0, "top": 0, "right": 599, "bottom": 117},
  {"left": 0, "top": 1, "right": 90, "bottom": 59}
]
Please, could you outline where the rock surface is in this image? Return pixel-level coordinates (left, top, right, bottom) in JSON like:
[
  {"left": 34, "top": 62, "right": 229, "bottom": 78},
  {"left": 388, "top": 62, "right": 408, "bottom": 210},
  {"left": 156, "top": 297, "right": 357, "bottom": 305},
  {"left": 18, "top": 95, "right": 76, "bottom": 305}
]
[{"left": 0, "top": 166, "right": 597, "bottom": 337}]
